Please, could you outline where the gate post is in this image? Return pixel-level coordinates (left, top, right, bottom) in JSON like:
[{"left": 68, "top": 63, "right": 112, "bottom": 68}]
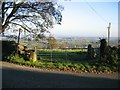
[{"left": 29, "top": 47, "right": 37, "bottom": 62}]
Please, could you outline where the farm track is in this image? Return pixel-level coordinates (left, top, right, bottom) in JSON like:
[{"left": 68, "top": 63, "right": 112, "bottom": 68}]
[{"left": 0, "top": 61, "right": 120, "bottom": 88}]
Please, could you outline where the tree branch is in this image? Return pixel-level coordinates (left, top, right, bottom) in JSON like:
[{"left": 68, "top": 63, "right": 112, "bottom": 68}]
[
  {"left": 12, "top": 22, "right": 37, "bottom": 35},
  {"left": 2, "top": 1, "right": 24, "bottom": 32},
  {"left": 1, "top": 1, "right": 63, "bottom": 35},
  {"left": 10, "top": 15, "right": 33, "bottom": 22},
  {"left": 2, "top": 2, "right": 5, "bottom": 24}
]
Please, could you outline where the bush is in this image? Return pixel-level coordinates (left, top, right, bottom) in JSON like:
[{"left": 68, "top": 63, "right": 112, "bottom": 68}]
[
  {"left": 91, "top": 65, "right": 97, "bottom": 69},
  {"left": 97, "top": 66, "right": 110, "bottom": 71},
  {"left": 79, "top": 63, "right": 85, "bottom": 69},
  {"left": 34, "top": 61, "right": 43, "bottom": 67},
  {"left": 66, "top": 62, "right": 73, "bottom": 68},
  {"left": 7, "top": 54, "right": 24, "bottom": 63},
  {"left": 57, "top": 63, "right": 64, "bottom": 69},
  {"left": 2, "top": 40, "right": 17, "bottom": 60},
  {"left": 72, "top": 63, "right": 80, "bottom": 69},
  {"left": 100, "top": 39, "right": 107, "bottom": 59},
  {"left": 111, "top": 66, "right": 118, "bottom": 71},
  {"left": 84, "top": 64, "right": 91, "bottom": 69},
  {"left": 99, "top": 39, "right": 118, "bottom": 67},
  {"left": 44, "top": 62, "right": 55, "bottom": 68},
  {"left": 25, "top": 61, "right": 31, "bottom": 66}
]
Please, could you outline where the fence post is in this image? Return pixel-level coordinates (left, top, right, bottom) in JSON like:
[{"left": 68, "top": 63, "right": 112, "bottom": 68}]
[
  {"left": 87, "top": 44, "right": 94, "bottom": 60},
  {"left": 66, "top": 49, "right": 67, "bottom": 60},
  {"left": 51, "top": 49, "right": 52, "bottom": 62},
  {"left": 30, "top": 51, "right": 37, "bottom": 62}
]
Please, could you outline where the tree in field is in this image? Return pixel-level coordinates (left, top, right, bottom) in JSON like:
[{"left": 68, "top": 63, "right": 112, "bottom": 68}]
[
  {"left": 1, "top": 0, "right": 63, "bottom": 37},
  {"left": 47, "top": 35, "right": 58, "bottom": 49}
]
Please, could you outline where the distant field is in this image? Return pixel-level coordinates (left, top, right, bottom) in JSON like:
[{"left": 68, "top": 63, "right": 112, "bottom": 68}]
[{"left": 38, "top": 49, "right": 87, "bottom": 52}]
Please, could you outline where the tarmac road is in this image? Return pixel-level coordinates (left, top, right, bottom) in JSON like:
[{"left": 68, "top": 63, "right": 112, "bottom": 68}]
[{"left": 1, "top": 61, "right": 120, "bottom": 88}]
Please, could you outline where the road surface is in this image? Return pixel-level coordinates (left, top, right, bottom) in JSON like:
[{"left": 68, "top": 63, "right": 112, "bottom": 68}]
[{"left": 1, "top": 61, "right": 120, "bottom": 88}]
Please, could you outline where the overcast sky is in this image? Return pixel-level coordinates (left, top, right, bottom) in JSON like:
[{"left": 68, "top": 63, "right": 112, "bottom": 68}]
[{"left": 50, "top": 0, "right": 118, "bottom": 37}]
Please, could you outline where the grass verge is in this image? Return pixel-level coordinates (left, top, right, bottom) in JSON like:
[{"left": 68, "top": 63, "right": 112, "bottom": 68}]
[{"left": 6, "top": 54, "right": 118, "bottom": 74}]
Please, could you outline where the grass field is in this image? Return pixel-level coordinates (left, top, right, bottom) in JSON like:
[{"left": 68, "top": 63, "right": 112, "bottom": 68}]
[{"left": 37, "top": 49, "right": 88, "bottom": 62}]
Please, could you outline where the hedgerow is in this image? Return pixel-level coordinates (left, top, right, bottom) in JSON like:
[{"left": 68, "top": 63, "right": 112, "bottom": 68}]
[{"left": 6, "top": 54, "right": 118, "bottom": 73}]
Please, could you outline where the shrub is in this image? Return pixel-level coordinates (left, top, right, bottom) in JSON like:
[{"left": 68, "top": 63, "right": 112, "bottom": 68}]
[
  {"left": 57, "top": 63, "right": 64, "bottom": 69},
  {"left": 97, "top": 66, "right": 110, "bottom": 71},
  {"left": 33, "top": 61, "right": 41, "bottom": 67},
  {"left": 2, "top": 40, "right": 17, "bottom": 60},
  {"left": 84, "top": 64, "right": 91, "bottom": 69},
  {"left": 25, "top": 61, "right": 31, "bottom": 66},
  {"left": 79, "top": 63, "right": 85, "bottom": 69},
  {"left": 44, "top": 62, "right": 55, "bottom": 68},
  {"left": 7, "top": 54, "right": 24, "bottom": 63},
  {"left": 72, "top": 64, "right": 80, "bottom": 69},
  {"left": 68, "top": 63, "right": 74, "bottom": 68},
  {"left": 87, "top": 44, "right": 94, "bottom": 59},
  {"left": 100, "top": 39, "right": 107, "bottom": 59},
  {"left": 66, "top": 62, "right": 73, "bottom": 68},
  {"left": 111, "top": 66, "right": 118, "bottom": 71},
  {"left": 91, "top": 65, "right": 97, "bottom": 69}
]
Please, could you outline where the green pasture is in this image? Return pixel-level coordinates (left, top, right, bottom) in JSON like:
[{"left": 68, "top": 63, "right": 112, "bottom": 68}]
[{"left": 37, "top": 49, "right": 88, "bottom": 62}]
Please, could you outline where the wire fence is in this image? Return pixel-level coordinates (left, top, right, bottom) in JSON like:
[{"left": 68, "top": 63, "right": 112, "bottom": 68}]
[{"left": 36, "top": 48, "right": 100, "bottom": 62}]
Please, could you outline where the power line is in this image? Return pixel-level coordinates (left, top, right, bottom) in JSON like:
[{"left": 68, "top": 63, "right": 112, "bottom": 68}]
[{"left": 84, "top": 0, "right": 108, "bottom": 23}]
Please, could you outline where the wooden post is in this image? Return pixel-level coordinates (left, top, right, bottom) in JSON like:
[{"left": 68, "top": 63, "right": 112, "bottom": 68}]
[
  {"left": 29, "top": 47, "right": 37, "bottom": 62},
  {"left": 17, "top": 28, "right": 21, "bottom": 45},
  {"left": 30, "top": 51, "right": 37, "bottom": 62},
  {"left": 51, "top": 49, "right": 52, "bottom": 63},
  {"left": 16, "top": 28, "right": 21, "bottom": 54}
]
